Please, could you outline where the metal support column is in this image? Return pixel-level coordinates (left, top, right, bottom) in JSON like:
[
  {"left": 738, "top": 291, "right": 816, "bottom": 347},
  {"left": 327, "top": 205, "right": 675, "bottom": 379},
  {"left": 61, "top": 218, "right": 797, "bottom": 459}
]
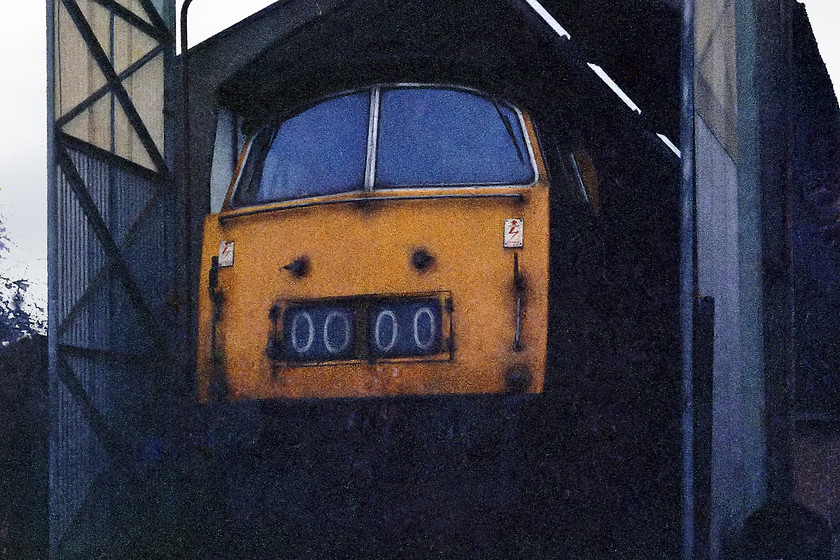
[{"left": 680, "top": 0, "right": 697, "bottom": 557}]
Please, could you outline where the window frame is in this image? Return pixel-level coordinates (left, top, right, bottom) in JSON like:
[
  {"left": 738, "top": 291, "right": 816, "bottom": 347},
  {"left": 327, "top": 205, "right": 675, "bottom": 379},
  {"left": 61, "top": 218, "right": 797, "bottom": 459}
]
[
  {"left": 371, "top": 84, "right": 538, "bottom": 190},
  {"left": 225, "top": 83, "right": 539, "bottom": 210}
]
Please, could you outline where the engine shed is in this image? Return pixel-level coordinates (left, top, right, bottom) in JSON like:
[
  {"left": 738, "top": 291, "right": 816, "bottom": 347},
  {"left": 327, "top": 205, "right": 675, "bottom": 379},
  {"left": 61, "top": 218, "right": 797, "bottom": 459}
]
[{"left": 47, "top": 0, "right": 837, "bottom": 558}]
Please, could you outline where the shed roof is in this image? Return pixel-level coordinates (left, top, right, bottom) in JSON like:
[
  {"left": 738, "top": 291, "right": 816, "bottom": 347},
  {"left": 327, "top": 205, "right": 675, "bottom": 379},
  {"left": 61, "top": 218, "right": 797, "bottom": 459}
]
[
  {"left": 216, "top": 1, "right": 574, "bottom": 119},
  {"left": 188, "top": 0, "right": 679, "bottom": 142}
]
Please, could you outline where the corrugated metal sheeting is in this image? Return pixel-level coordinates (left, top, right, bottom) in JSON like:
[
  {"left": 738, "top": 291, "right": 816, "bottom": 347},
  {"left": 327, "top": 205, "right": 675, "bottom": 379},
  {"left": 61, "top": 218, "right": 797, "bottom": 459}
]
[
  {"left": 690, "top": 1, "right": 767, "bottom": 556},
  {"left": 48, "top": 0, "right": 175, "bottom": 557}
]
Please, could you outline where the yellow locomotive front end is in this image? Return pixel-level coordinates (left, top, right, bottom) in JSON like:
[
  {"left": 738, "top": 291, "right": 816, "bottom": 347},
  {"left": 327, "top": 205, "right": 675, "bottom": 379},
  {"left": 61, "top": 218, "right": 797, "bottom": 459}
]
[{"left": 197, "top": 85, "right": 549, "bottom": 401}]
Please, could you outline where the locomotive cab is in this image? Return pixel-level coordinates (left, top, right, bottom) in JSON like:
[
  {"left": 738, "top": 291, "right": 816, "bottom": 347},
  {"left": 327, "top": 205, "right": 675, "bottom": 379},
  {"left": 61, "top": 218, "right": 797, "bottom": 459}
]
[{"left": 197, "top": 84, "right": 551, "bottom": 401}]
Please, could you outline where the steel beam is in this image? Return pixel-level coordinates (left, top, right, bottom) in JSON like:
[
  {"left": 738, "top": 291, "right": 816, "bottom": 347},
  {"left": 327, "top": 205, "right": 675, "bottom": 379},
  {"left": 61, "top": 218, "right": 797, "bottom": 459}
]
[
  {"left": 47, "top": 0, "right": 60, "bottom": 555},
  {"left": 56, "top": 180, "right": 169, "bottom": 343},
  {"left": 89, "top": 0, "right": 168, "bottom": 42},
  {"left": 59, "top": 343, "right": 171, "bottom": 368},
  {"left": 679, "top": 0, "right": 697, "bottom": 558},
  {"left": 55, "top": 354, "right": 125, "bottom": 460},
  {"left": 56, "top": 141, "right": 173, "bottom": 363},
  {"left": 59, "top": 131, "right": 165, "bottom": 184},
  {"left": 56, "top": 44, "right": 166, "bottom": 130},
  {"left": 61, "top": 0, "right": 170, "bottom": 177},
  {"left": 138, "top": 0, "right": 174, "bottom": 40}
]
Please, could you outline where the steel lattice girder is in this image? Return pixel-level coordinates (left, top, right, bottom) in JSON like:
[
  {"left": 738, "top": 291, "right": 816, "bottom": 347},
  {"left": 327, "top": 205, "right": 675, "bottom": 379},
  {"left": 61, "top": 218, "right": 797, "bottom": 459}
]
[{"left": 48, "top": 0, "right": 176, "bottom": 555}]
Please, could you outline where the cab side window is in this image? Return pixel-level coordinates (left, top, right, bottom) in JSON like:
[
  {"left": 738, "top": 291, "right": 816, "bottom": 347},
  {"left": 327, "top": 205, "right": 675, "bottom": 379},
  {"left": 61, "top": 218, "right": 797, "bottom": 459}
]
[{"left": 234, "top": 92, "right": 370, "bottom": 206}]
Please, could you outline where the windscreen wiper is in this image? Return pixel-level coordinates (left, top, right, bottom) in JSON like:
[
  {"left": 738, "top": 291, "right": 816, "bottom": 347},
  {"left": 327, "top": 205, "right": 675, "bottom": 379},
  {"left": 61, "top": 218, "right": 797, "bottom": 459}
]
[{"left": 492, "top": 98, "right": 525, "bottom": 164}]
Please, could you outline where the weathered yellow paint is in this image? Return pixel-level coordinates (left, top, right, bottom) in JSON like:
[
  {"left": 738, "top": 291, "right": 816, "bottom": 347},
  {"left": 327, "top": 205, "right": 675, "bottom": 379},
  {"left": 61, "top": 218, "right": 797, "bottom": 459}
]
[{"left": 197, "top": 114, "right": 550, "bottom": 401}]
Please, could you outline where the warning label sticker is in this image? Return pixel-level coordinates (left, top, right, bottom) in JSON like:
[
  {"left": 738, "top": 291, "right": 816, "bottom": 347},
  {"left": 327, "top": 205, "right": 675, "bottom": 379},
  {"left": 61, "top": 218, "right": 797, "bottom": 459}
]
[
  {"left": 504, "top": 219, "right": 523, "bottom": 248},
  {"left": 219, "top": 240, "right": 234, "bottom": 267}
]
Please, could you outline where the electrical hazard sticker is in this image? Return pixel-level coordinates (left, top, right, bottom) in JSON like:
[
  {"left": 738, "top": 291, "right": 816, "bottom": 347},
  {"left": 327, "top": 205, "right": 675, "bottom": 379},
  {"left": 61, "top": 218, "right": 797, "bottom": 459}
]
[
  {"left": 503, "top": 219, "right": 523, "bottom": 248},
  {"left": 219, "top": 240, "right": 234, "bottom": 267}
]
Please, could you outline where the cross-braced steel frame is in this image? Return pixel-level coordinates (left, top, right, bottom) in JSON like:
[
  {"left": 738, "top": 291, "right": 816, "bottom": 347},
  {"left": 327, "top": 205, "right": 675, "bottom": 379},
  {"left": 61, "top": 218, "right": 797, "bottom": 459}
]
[{"left": 47, "top": 0, "right": 177, "bottom": 556}]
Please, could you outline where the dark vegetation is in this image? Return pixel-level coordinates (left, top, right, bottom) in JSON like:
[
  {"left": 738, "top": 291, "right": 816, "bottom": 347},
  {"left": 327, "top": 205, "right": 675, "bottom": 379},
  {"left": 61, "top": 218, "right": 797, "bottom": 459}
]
[
  {"left": 0, "top": 219, "right": 49, "bottom": 559},
  {"left": 0, "top": 335, "right": 48, "bottom": 560},
  {"left": 0, "top": 219, "right": 45, "bottom": 343}
]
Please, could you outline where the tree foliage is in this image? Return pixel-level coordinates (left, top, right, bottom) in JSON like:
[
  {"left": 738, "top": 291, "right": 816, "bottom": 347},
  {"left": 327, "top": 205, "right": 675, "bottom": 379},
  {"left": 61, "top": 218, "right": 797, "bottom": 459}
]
[
  {"left": 0, "top": 334, "right": 48, "bottom": 559},
  {"left": 0, "top": 278, "right": 43, "bottom": 342},
  {"left": 0, "top": 219, "right": 48, "bottom": 557},
  {"left": 0, "top": 219, "right": 45, "bottom": 344}
]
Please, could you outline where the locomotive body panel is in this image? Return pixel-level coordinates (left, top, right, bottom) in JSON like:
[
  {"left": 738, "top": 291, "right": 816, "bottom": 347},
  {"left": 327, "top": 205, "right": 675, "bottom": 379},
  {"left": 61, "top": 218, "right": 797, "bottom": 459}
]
[{"left": 198, "top": 110, "right": 550, "bottom": 401}]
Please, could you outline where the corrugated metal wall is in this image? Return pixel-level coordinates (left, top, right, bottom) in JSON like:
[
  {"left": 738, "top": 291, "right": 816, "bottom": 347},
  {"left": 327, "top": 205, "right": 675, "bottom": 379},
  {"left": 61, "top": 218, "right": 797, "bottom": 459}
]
[
  {"left": 691, "top": 2, "right": 768, "bottom": 554},
  {"left": 47, "top": 0, "right": 176, "bottom": 557}
]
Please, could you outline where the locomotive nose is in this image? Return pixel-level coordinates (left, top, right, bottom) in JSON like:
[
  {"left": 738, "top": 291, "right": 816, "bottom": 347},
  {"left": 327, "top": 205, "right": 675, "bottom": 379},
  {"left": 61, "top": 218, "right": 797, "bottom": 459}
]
[{"left": 197, "top": 87, "right": 549, "bottom": 401}]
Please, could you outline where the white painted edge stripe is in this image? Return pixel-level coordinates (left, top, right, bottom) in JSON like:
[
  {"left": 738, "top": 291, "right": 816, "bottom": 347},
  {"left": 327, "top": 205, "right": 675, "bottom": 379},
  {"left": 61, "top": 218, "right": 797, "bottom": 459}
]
[
  {"left": 657, "top": 133, "right": 682, "bottom": 158},
  {"left": 524, "top": 0, "right": 571, "bottom": 40},
  {"left": 586, "top": 63, "right": 642, "bottom": 115}
]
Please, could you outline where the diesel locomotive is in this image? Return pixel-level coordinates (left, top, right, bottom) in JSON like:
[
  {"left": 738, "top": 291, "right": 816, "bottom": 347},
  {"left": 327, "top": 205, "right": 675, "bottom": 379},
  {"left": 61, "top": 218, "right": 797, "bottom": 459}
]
[
  {"left": 197, "top": 84, "right": 563, "bottom": 402},
  {"left": 185, "top": 2, "right": 682, "bottom": 554}
]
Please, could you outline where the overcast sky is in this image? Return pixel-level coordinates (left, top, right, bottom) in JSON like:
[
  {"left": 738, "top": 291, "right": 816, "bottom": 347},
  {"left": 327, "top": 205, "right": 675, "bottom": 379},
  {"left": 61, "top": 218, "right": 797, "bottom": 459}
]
[{"left": 0, "top": 0, "right": 837, "bottom": 317}]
